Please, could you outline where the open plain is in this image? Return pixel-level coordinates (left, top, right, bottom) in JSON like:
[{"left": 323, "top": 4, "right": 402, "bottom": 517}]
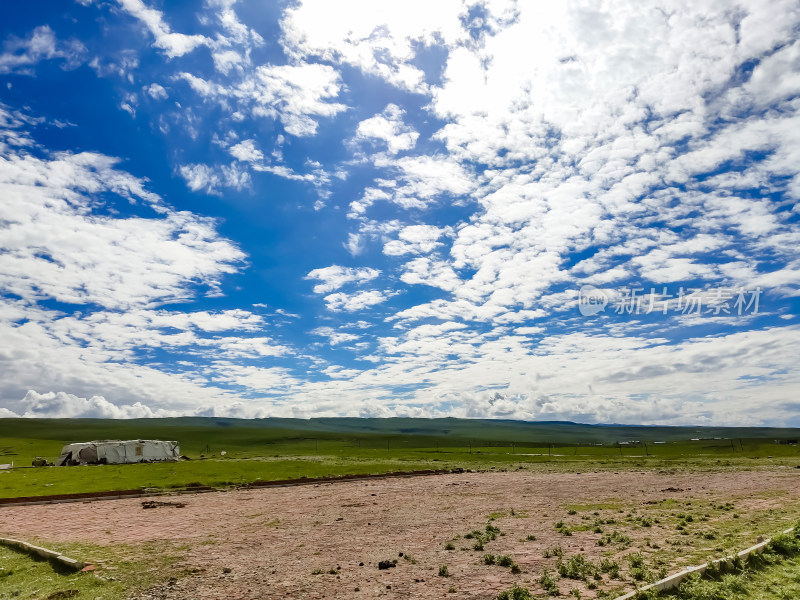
[{"left": 2, "top": 467, "right": 799, "bottom": 599}]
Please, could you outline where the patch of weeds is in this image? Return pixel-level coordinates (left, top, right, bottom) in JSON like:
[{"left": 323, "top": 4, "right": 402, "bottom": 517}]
[
  {"left": 557, "top": 554, "right": 599, "bottom": 581},
  {"left": 525, "top": 534, "right": 537, "bottom": 541},
  {"left": 448, "top": 585, "right": 457, "bottom": 593},
  {"left": 484, "top": 553, "right": 497, "bottom": 565},
  {"left": 600, "top": 558, "right": 620, "bottom": 579},
  {"left": 438, "top": 564, "right": 449, "bottom": 577},
  {"left": 543, "top": 545, "right": 564, "bottom": 558},
  {"left": 496, "top": 583, "right": 534, "bottom": 600},
  {"left": 627, "top": 553, "right": 653, "bottom": 582},
  {"left": 555, "top": 520, "right": 573, "bottom": 536},
  {"left": 539, "top": 569, "right": 560, "bottom": 596},
  {"left": 597, "top": 530, "right": 631, "bottom": 547}
]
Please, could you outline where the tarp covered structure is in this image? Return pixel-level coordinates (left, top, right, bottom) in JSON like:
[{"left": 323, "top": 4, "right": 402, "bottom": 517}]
[{"left": 56, "top": 440, "right": 180, "bottom": 466}]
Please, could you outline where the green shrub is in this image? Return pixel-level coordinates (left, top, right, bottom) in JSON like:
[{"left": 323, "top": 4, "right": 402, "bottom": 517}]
[
  {"left": 496, "top": 584, "right": 534, "bottom": 600},
  {"left": 539, "top": 569, "right": 560, "bottom": 596}
]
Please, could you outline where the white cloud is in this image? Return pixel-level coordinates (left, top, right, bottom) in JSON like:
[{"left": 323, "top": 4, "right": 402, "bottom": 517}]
[
  {"left": 117, "top": 0, "right": 210, "bottom": 58},
  {"left": 146, "top": 82, "right": 168, "bottom": 99},
  {"left": 305, "top": 265, "right": 380, "bottom": 294},
  {"left": 384, "top": 224, "right": 448, "bottom": 256},
  {"left": 311, "top": 326, "right": 359, "bottom": 345},
  {"left": 19, "top": 390, "right": 172, "bottom": 418},
  {"left": 354, "top": 104, "right": 419, "bottom": 154},
  {"left": 0, "top": 25, "right": 85, "bottom": 74},
  {"left": 324, "top": 290, "right": 391, "bottom": 312},
  {"left": 229, "top": 139, "right": 264, "bottom": 163}
]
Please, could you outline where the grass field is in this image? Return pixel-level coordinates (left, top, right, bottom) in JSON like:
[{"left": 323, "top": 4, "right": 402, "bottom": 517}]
[
  {"left": 2, "top": 417, "right": 800, "bottom": 600},
  {"left": 1, "top": 417, "right": 800, "bottom": 499}
]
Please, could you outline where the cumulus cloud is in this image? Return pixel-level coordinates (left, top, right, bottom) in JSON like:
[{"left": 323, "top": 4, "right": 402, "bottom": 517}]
[
  {"left": 305, "top": 265, "right": 381, "bottom": 294},
  {"left": 324, "top": 290, "right": 391, "bottom": 312},
  {"left": 229, "top": 139, "right": 264, "bottom": 163},
  {"left": 354, "top": 104, "right": 419, "bottom": 154},
  {"left": 19, "top": 390, "right": 171, "bottom": 418}
]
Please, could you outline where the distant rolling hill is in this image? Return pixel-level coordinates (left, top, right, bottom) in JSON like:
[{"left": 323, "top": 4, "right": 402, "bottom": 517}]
[{"left": 2, "top": 416, "right": 799, "bottom": 446}]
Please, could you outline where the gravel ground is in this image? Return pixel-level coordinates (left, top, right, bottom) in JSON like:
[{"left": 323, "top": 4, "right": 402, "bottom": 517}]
[{"left": 1, "top": 468, "right": 798, "bottom": 599}]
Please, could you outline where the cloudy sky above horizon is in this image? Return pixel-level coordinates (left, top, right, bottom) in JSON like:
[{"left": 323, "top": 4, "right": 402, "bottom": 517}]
[{"left": 1, "top": 0, "right": 799, "bottom": 425}]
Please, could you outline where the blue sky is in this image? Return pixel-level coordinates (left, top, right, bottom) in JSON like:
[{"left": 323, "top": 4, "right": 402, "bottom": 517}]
[{"left": 1, "top": 0, "right": 799, "bottom": 425}]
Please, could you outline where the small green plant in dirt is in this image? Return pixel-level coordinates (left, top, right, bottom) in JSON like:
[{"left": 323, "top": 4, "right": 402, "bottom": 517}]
[
  {"left": 557, "top": 554, "right": 599, "bottom": 581},
  {"left": 445, "top": 542, "right": 455, "bottom": 550},
  {"left": 597, "top": 530, "right": 631, "bottom": 547},
  {"left": 599, "top": 558, "right": 620, "bottom": 579},
  {"left": 438, "top": 564, "right": 450, "bottom": 577},
  {"left": 627, "top": 552, "right": 652, "bottom": 582},
  {"left": 555, "top": 520, "right": 573, "bottom": 536},
  {"left": 496, "top": 583, "right": 534, "bottom": 600},
  {"left": 525, "top": 534, "right": 537, "bottom": 541},
  {"left": 543, "top": 545, "right": 564, "bottom": 558},
  {"left": 483, "top": 553, "right": 497, "bottom": 565},
  {"left": 448, "top": 585, "right": 457, "bottom": 593},
  {"left": 539, "top": 569, "right": 560, "bottom": 596}
]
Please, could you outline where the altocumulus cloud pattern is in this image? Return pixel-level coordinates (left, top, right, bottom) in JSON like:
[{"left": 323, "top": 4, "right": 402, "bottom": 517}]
[{"left": 0, "top": 0, "right": 799, "bottom": 425}]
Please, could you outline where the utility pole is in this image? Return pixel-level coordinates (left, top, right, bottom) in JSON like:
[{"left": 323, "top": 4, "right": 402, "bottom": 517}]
[{"left": 512, "top": 442, "right": 515, "bottom": 455}]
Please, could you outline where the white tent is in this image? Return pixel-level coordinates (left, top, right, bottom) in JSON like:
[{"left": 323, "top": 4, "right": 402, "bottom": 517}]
[{"left": 56, "top": 440, "right": 180, "bottom": 466}]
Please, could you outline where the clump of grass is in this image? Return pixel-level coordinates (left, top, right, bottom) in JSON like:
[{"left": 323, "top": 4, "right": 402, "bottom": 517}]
[
  {"left": 539, "top": 569, "right": 560, "bottom": 596},
  {"left": 526, "top": 534, "right": 537, "bottom": 541},
  {"left": 627, "top": 553, "right": 653, "bottom": 582},
  {"left": 554, "top": 520, "right": 573, "bottom": 536},
  {"left": 599, "top": 558, "right": 620, "bottom": 579},
  {"left": 597, "top": 530, "right": 630, "bottom": 547},
  {"left": 438, "top": 564, "right": 449, "bottom": 577},
  {"left": 543, "top": 545, "right": 564, "bottom": 558},
  {"left": 557, "top": 554, "right": 599, "bottom": 581},
  {"left": 483, "top": 553, "right": 497, "bottom": 565},
  {"left": 444, "top": 542, "right": 455, "bottom": 550},
  {"left": 496, "top": 583, "right": 534, "bottom": 600}
]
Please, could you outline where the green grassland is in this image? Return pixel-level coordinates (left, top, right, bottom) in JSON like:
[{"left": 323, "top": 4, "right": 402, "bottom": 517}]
[
  {"left": 1, "top": 417, "right": 800, "bottom": 499},
  {"left": 2, "top": 417, "right": 800, "bottom": 600}
]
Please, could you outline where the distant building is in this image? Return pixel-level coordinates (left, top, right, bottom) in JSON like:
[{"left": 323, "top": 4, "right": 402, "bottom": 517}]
[{"left": 56, "top": 440, "right": 179, "bottom": 466}]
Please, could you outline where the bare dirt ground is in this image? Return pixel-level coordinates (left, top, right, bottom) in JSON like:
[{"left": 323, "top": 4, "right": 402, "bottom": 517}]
[{"left": 1, "top": 468, "right": 799, "bottom": 599}]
